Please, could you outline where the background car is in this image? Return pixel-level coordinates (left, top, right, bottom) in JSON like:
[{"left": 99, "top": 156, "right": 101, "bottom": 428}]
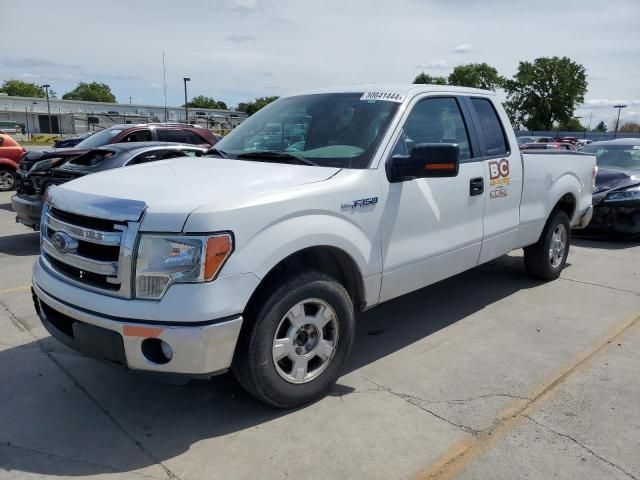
[
  {"left": 519, "top": 142, "right": 576, "bottom": 151},
  {"left": 12, "top": 142, "right": 208, "bottom": 228},
  {"left": 0, "top": 133, "right": 26, "bottom": 191},
  {"left": 516, "top": 135, "right": 554, "bottom": 146},
  {"left": 579, "top": 138, "right": 640, "bottom": 237},
  {"left": 52, "top": 131, "right": 94, "bottom": 149},
  {"left": 18, "top": 122, "right": 218, "bottom": 175}
]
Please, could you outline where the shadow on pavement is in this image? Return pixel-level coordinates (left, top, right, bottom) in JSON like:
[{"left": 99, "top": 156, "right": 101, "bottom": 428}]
[
  {"left": 0, "top": 255, "right": 539, "bottom": 477},
  {"left": 573, "top": 236, "right": 638, "bottom": 250},
  {"left": 0, "top": 202, "right": 14, "bottom": 212},
  {"left": 0, "top": 232, "right": 40, "bottom": 256}
]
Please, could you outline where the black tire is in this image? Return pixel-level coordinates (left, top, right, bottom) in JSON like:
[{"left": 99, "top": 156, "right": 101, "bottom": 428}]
[
  {"left": 232, "top": 271, "right": 355, "bottom": 408},
  {"left": 524, "top": 210, "right": 571, "bottom": 280},
  {"left": 0, "top": 167, "right": 17, "bottom": 192}
]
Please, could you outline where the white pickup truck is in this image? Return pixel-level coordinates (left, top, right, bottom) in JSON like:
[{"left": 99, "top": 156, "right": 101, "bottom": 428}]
[{"left": 32, "top": 85, "right": 595, "bottom": 407}]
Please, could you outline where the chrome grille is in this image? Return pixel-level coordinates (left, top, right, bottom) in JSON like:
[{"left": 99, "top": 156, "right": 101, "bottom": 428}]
[{"left": 40, "top": 203, "right": 139, "bottom": 298}]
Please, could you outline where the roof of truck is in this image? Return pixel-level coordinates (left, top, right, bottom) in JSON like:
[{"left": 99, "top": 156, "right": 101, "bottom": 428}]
[{"left": 288, "top": 84, "right": 495, "bottom": 98}]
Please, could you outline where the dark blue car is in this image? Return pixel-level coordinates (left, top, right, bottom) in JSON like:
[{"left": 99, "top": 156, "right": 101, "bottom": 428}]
[{"left": 52, "top": 131, "right": 94, "bottom": 149}]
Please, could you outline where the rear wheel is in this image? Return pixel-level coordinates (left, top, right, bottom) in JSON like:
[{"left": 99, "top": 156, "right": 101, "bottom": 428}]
[
  {"left": 524, "top": 210, "right": 570, "bottom": 280},
  {"left": 0, "top": 168, "right": 16, "bottom": 191},
  {"left": 233, "top": 271, "right": 355, "bottom": 408}
]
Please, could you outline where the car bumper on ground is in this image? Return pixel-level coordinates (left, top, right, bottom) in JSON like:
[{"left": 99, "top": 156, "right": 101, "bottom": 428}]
[
  {"left": 581, "top": 202, "right": 640, "bottom": 237},
  {"left": 11, "top": 193, "right": 43, "bottom": 229},
  {"left": 32, "top": 281, "right": 243, "bottom": 376}
]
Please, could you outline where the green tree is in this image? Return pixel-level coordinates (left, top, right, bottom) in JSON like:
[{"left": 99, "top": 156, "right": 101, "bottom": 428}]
[
  {"left": 0, "top": 79, "right": 47, "bottom": 98},
  {"left": 593, "top": 121, "right": 607, "bottom": 133},
  {"left": 504, "top": 57, "right": 587, "bottom": 131},
  {"left": 448, "top": 63, "right": 504, "bottom": 91},
  {"left": 413, "top": 72, "right": 447, "bottom": 85},
  {"left": 237, "top": 96, "right": 279, "bottom": 116},
  {"left": 184, "top": 95, "right": 228, "bottom": 110},
  {"left": 557, "top": 117, "right": 586, "bottom": 131},
  {"left": 62, "top": 82, "right": 116, "bottom": 102}
]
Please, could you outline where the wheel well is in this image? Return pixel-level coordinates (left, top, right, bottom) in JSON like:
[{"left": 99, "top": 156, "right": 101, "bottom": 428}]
[
  {"left": 554, "top": 193, "right": 576, "bottom": 221},
  {"left": 243, "top": 246, "right": 366, "bottom": 318}
]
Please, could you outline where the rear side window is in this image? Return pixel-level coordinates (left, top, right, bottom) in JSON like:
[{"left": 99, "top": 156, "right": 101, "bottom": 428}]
[
  {"left": 121, "top": 130, "right": 152, "bottom": 142},
  {"left": 183, "top": 130, "right": 206, "bottom": 144},
  {"left": 157, "top": 129, "right": 187, "bottom": 143},
  {"left": 471, "top": 98, "right": 509, "bottom": 157}
]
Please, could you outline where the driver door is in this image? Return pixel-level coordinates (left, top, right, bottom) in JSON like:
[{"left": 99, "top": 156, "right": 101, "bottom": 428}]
[{"left": 379, "top": 96, "right": 485, "bottom": 302}]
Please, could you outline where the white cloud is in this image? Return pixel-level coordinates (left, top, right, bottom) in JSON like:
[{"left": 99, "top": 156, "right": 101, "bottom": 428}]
[
  {"left": 584, "top": 99, "right": 636, "bottom": 109},
  {"left": 453, "top": 43, "right": 474, "bottom": 54}
]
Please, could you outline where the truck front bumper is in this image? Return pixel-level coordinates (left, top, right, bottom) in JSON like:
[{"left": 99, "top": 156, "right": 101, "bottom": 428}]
[{"left": 32, "top": 281, "right": 243, "bottom": 376}]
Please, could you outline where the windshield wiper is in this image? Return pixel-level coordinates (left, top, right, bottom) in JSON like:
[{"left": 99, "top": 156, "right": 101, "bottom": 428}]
[
  {"left": 206, "top": 147, "right": 230, "bottom": 159},
  {"left": 236, "top": 151, "right": 318, "bottom": 166}
]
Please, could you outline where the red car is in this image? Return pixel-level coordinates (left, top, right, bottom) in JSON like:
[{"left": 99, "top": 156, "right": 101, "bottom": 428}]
[
  {"left": 0, "top": 134, "right": 26, "bottom": 191},
  {"left": 519, "top": 142, "right": 576, "bottom": 151}
]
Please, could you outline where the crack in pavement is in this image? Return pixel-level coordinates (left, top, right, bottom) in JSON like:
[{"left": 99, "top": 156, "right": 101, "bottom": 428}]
[
  {"left": 1, "top": 441, "right": 165, "bottom": 480},
  {"left": 420, "top": 393, "right": 531, "bottom": 405},
  {"left": 559, "top": 277, "right": 640, "bottom": 297},
  {"left": 0, "top": 299, "right": 180, "bottom": 480},
  {"left": 362, "top": 377, "right": 480, "bottom": 436},
  {"left": 522, "top": 414, "right": 638, "bottom": 480}
]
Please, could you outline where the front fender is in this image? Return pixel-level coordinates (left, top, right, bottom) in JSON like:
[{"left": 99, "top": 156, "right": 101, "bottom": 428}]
[
  {"left": 0, "top": 158, "right": 18, "bottom": 169},
  {"left": 223, "top": 213, "right": 379, "bottom": 305}
]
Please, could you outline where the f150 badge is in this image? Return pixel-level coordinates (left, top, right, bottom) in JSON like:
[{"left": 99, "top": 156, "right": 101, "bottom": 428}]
[{"left": 341, "top": 197, "right": 378, "bottom": 210}]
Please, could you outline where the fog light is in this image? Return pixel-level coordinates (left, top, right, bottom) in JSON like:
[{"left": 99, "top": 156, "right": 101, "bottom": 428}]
[
  {"left": 160, "top": 340, "right": 173, "bottom": 361},
  {"left": 141, "top": 338, "right": 173, "bottom": 364}
]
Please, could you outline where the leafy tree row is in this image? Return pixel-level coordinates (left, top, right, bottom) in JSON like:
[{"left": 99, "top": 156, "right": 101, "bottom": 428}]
[{"left": 413, "top": 57, "right": 588, "bottom": 131}]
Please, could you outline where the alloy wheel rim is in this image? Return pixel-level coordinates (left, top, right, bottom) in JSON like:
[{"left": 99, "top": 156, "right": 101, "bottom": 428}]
[
  {"left": 272, "top": 298, "right": 339, "bottom": 384},
  {"left": 0, "top": 171, "right": 14, "bottom": 190},
  {"left": 548, "top": 224, "right": 567, "bottom": 269}
]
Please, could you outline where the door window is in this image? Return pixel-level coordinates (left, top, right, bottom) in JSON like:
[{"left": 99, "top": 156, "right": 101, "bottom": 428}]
[
  {"left": 394, "top": 97, "right": 472, "bottom": 161},
  {"left": 157, "top": 128, "right": 187, "bottom": 143},
  {"left": 121, "top": 130, "right": 152, "bottom": 142},
  {"left": 470, "top": 98, "right": 509, "bottom": 157}
]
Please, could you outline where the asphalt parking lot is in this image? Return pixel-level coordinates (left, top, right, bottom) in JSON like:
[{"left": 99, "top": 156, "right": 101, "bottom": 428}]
[{"left": 0, "top": 189, "right": 639, "bottom": 480}]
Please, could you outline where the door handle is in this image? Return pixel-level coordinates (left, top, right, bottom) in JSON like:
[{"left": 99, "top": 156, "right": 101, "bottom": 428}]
[{"left": 470, "top": 177, "right": 484, "bottom": 196}]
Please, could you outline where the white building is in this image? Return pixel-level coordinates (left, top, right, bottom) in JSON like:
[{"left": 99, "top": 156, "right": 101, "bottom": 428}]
[{"left": 0, "top": 94, "right": 247, "bottom": 134}]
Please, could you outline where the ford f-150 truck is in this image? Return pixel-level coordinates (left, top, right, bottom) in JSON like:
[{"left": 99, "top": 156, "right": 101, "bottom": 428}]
[{"left": 31, "top": 85, "right": 596, "bottom": 408}]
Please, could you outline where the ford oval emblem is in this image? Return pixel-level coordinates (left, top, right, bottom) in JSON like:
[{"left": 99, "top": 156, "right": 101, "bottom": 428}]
[{"left": 50, "top": 231, "right": 77, "bottom": 254}]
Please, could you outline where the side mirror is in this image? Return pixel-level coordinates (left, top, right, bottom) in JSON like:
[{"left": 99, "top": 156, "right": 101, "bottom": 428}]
[
  {"left": 0, "top": 137, "right": 4, "bottom": 146},
  {"left": 387, "top": 143, "right": 460, "bottom": 183}
]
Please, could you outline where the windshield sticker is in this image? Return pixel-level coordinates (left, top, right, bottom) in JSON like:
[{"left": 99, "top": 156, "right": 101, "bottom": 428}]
[{"left": 360, "top": 92, "right": 406, "bottom": 103}]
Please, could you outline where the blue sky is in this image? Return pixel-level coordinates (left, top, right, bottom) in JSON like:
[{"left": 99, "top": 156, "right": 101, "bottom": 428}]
[{"left": 1, "top": 0, "right": 638, "bottom": 127}]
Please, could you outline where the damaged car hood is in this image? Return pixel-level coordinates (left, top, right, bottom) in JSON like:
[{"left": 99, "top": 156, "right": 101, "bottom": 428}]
[{"left": 593, "top": 167, "right": 640, "bottom": 204}]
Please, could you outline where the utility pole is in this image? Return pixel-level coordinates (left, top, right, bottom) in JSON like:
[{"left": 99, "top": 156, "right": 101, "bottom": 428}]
[
  {"left": 42, "top": 84, "right": 52, "bottom": 134},
  {"left": 129, "top": 96, "right": 132, "bottom": 104},
  {"left": 613, "top": 104, "right": 627, "bottom": 139},
  {"left": 586, "top": 111, "right": 593, "bottom": 139},
  {"left": 183, "top": 77, "right": 190, "bottom": 123}
]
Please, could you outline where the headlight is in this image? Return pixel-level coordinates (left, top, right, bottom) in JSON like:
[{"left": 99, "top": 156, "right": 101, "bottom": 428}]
[
  {"left": 135, "top": 233, "right": 233, "bottom": 299},
  {"left": 603, "top": 185, "right": 640, "bottom": 203},
  {"left": 29, "top": 157, "right": 65, "bottom": 174}
]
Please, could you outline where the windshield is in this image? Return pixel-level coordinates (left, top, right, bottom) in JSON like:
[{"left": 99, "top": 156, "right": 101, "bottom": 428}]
[
  {"left": 76, "top": 128, "right": 124, "bottom": 149},
  {"left": 214, "top": 93, "right": 401, "bottom": 168},
  {"left": 583, "top": 144, "right": 640, "bottom": 171}
]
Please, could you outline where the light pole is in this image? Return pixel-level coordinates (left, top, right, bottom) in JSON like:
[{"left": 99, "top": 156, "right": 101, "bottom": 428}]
[
  {"left": 613, "top": 105, "right": 627, "bottom": 139},
  {"left": 129, "top": 96, "right": 132, "bottom": 104},
  {"left": 183, "top": 77, "right": 190, "bottom": 123},
  {"left": 42, "top": 84, "right": 52, "bottom": 134}
]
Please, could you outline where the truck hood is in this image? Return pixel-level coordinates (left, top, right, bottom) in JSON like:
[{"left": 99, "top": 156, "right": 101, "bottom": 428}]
[{"left": 52, "top": 157, "right": 340, "bottom": 231}]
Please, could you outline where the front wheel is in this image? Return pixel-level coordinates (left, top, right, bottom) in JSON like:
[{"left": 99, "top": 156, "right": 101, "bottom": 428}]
[
  {"left": 0, "top": 168, "right": 17, "bottom": 191},
  {"left": 524, "top": 210, "right": 570, "bottom": 280},
  {"left": 232, "top": 271, "right": 355, "bottom": 408}
]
